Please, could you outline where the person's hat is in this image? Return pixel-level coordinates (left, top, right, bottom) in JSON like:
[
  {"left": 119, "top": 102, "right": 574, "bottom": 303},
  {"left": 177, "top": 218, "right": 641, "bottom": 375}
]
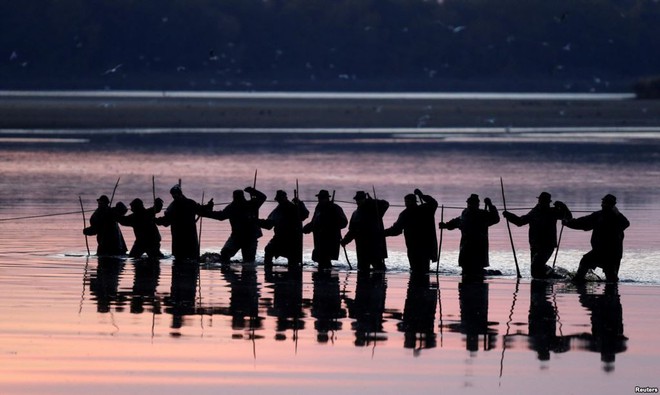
[
  {"left": 170, "top": 185, "right": 182, "bottom": 194},
  {"left": 316, "top": 189, "right": 331, "bottom": 199},
  {"left": 353, "top": 191, "right": 367, "bottom": 201},
  {"left": 233, "top": 190, "right": 245, "bottom": 199},
  {"left": 466, "top": 194, "right": 480, "bottom": 203},
  {"left": 404, "top": 193, "right": 417, "bottom": 202},
  {"left": 602, "top": 194, "right": 617, "bottom": 205},
  {"left": 97, "top": 195, "right": 110, "bottom": 204},
  {"left": 129, "top": 198, "right": 144, "bottom": 208},
  {"left": 275, "top": 190, "right": 287, "bottom": 200},
  {"left": 537, "top": 192, "right": 552, "bottom": 202}
]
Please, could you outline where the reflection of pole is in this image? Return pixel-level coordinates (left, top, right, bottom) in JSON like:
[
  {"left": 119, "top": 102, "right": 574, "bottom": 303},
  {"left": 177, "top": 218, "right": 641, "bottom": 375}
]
[
  {"left": 79, "top": 196, "right": 90, "bottom": 256},
  {"left": 436, "top": 205, "right": 444, "bottom": 272},
  {"left": 499, "top": 279, "right": 520, "bottom": 383},
  {"left": 78, "top": 256, "right": 90, "bottom": 315},
  {"left": 500, "top": 177, "right": 521, "bottom": 278}
]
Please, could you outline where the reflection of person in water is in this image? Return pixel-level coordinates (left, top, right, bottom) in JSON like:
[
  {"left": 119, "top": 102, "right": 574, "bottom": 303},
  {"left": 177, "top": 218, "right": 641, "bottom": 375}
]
[
  {"left": 164, "top": 260, "right": 199, "bottom": 331},
  {"left": 311, "top": 270, "right": 346, "bottom": 342},
  {"left": 397, "top": 272, "right": 437, "bottom": 352},
  {"left": 576, "top": 283, "right": 628, "bottom": 372},
  {"left": 264, "top": 265, "right": 305, "bottom": 339},
  {"left": 385, "top": 189, "right": 438, "bottom": 273},
  {"left": 344, "top": 272, "right": 388, "bottom": 347},
  {"left": 89, "top": 257, "right": 126, "bottom": 313},
  {"left": 446, "top": 279, "right": 497, "bottom": 353},
  {"left": 439, "top": 194, "right": 499, "bottom": 281},
  {"left": 130, "top": 258, "right": 161, "bottom": 314},
  {"left": 220, "top": 263, "right": 263, "bottom": 332},
  {"left": 527, "top": 280, "right": 570, "bottom": 361}
]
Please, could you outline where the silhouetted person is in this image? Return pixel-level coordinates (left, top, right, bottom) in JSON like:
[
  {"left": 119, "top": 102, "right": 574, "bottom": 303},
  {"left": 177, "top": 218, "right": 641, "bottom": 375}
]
[
  {"left": 311, "top": 270, "right": 346, "bottom": 343},
  {"left": 398, "top": 272, "right": 438, "bottom": 352},
  {"left": 439, "top": 194, "right": 499, "bottom": 280},
  {"left": 576, "top": 283, "right": 627, "bottom": 372},
  {"left": 118, "top": 197, "right": 164, "bottom": 259},
  {"left": 303, "top": 190, "right": 348, "bottom": 270},
  {"left": 345, "top": 271, "right": 388, "bottom": 347},
  {"left": 156, "top": 185, "right": 208, "bottom": 260},
  {"left": 564, "top": 194, "right": 630, "bottom": 282},
  {"left": 83, "top": 195, "right": 128, "bottom": 256},
  {"left": 503, "top": 192, "right": 572, "bottom": 279},
  {"left": 203, "top": 187, "right": 267, "bottom": 264},
  {"left": 261, "top": 190, "right": 309, "bottom": 267},
  {"left": 341, "top": 191, "right": 390, "bottom": 271},
  {"left": 385, "top": 189, "right": 438, "bottom": 273}
]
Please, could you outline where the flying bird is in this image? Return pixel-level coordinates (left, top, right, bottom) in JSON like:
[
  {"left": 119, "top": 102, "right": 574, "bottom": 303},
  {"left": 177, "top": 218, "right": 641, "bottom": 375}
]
[{"left": 103, "top": 64, "right": 122, "bottom": 75}]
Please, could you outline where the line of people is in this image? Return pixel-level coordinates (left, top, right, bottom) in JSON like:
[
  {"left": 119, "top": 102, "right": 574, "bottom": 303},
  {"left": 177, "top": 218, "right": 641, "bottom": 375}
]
[{"left": 83, "top": 184, "right": 630, "bottom": 282}]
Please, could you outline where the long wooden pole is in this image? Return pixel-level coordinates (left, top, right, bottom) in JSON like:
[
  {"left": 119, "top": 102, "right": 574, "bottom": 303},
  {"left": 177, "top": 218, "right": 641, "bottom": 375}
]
[
  {"left": 372, "top": 185, "right": 385, "bottom": 268},
  {"left": 79, "top": 196, "right": 90, "bottom": 256},
  {"left": 500, "top": 177, "right": 522, "bottom": 279},
  {"left": 197, "top": 191, "right": 205, "bottom": 258},
  {"left": 152, "top": 175, "right": 156, "bottom": 202},
  {"left": 109, "top": 177, "right": 120, "bottom": 205},
  {"left": 253, "top": 169, "right": 258, "bottom": 189},
  {"left": 552, "top": 224, "right": 565, "bottom": 269},
  {"left": 436, "top": 204, "right": 444, "bottom": 272}
]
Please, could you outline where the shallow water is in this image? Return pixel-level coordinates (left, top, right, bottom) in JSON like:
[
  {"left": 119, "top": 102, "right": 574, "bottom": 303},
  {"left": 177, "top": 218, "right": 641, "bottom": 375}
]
[{"left": 1, "top": 122, "right": 660, "bottom": 393}]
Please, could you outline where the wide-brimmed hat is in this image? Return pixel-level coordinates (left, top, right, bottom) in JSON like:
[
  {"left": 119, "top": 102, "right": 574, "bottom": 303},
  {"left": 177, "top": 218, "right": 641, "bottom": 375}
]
[
  {"left": 466, "top": 194, "right": 480, "bottom": 204},
  {"left": 316, "top": 189, "right": 331, "bottom": 199},
  {"left": 275, "top": 190, "right": 287, "bottom": 200},
  {"left": 537, "top": 192, "right": 552, "bottom": 202},
  {"left": 97, "top": 195, "right": 110, "bottom": 204},
  {"left": 602, "top": 194, "right": 617, "bottom": 205},
  {"left": 353, "top": 191, "right": 367, "bottom": 201}
]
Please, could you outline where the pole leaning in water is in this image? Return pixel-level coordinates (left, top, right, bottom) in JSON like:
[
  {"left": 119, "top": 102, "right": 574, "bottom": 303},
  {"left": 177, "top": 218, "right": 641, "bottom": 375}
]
[
  {"left": 78, "top": 196, "right": 90, "bottom": 256},
  {"left": 500, "top": 178, "right": 521, "bottom": 279}
]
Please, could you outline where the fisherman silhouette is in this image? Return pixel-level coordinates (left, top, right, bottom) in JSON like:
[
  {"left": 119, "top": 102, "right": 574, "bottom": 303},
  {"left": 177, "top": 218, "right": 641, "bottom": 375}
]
[
  {"left": 397, "top": 272, "right": 438, "bottom": 352},
  {"left": 311, "top": 270, "right": 346, "bottom": 343},
  {"left": 83, "top": 195, "right": 128, "bottom": 256},
  {"left": 303, "top": 189, "right": 348, "bottom": 270},
  {"left": 439, "top": 194, "right": 500, "bottom": 280},
  {"left": 385, "top": 189, "right": 438, "bottom": 273},
  {"left": 220, "top": 263, "right": 263, "bottom": 332},
  {"left": 202, "top": 187, "right": 267, "bottom": 264},
  {"left": 341, "top": 191, "right": 390, "bottom": 272},
  {"left": 118, "top": 197, "right": 165, "bottom": 259},
  {"left": 503, "top": 192, "right": 572, "bottom": 279},
  {"left": 155, "top": 185, "right": 209, "bottom": 260},
  {"left": 260, "top": 190, "right": 309, "bottom": 267},
  {"left": 576, "top": 283, "right": 627, "bottom": 372},
  {"left": 563, "top": 194, "right": 630, "bottom": 282}
]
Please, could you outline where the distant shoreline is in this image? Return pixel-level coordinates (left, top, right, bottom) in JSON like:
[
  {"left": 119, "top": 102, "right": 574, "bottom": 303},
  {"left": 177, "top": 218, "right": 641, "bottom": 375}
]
[{"left": 0, "top": 90, "right": 658, "bottom": 130}]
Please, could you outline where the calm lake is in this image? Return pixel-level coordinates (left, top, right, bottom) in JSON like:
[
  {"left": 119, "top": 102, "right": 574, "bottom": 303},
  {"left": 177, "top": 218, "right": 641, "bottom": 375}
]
[{"left": 1, "top": 92, "right": 660, "bottom": 394}]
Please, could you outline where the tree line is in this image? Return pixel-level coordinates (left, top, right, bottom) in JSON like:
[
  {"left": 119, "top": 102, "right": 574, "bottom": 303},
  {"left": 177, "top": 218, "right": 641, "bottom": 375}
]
[{"left": 1, "top": 0, "right": 659, "bottom": 91}]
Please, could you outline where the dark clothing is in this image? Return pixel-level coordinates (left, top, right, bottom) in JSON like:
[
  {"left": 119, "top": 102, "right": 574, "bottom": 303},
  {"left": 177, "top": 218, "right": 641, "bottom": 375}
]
[
  {"left": 118, "top": 205, "right": 163, "bottom": 258},
  {"left": 156, "top": 196, "right": 204, "bottom": 259},
  {"left": 343, "top": 198, "right": 390, "bottom": 271},
  {"left": 565, "top": 207, "right": 630, "bottom": 282},
  {"left": 504, "top": 203, "right": 572, "bottom": 278},
  {"left": 445, "top": 205, "right": 500, "bottom": 276},
  {"left": 262, "top": 200, "right": 309, "bottom": 266},
  {"left": 84, "top": 205, "right": 127, "bottom": 256},
  {"left": 303, "top": 201, "right": 348, "bottom": 268},
  {"left": 204, "top": 189, "right": 266, "bottom": 263},
  {"left": 385, "top": 194, "right": 438, "bottom": 273}
]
